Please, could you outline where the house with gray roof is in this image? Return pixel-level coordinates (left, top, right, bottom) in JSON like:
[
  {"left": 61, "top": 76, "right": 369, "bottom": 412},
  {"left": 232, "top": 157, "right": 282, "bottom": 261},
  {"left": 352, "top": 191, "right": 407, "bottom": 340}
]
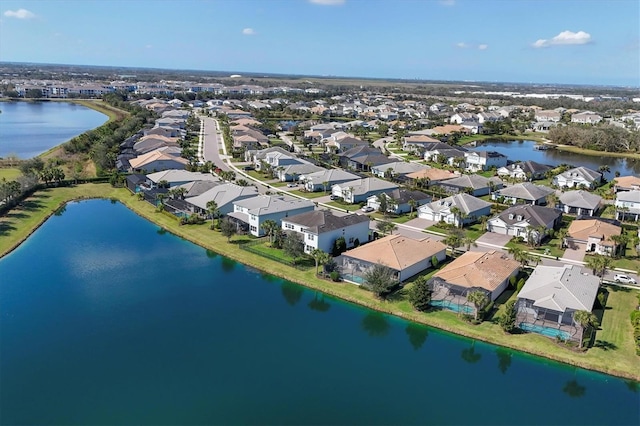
[
  {"left": 185, "top": 183, "right": 258, "bottom": 216},
  {"left": 371, "top": 161, "right": 430, "bottom": 181},
  {"left": 300, "top": 169, "right": 360, "bottom": 193},
  {"left": 497, "top": 161, "right": 552, "bottom": 181},
  {"left": 146, "top": 169, "right": 219, "bottom": 188},
  {"left": 492, "top": 182, "right": 554, "bottom": 205},
  {"left": 436, "top": 174, "right": 503, "bottom": 197},
  {"left": 464, "top": 150, "right": 508, "bottom": 172},
  {"left": 486, "top": 204, "right": 561, "bottom": 244},
  {"left": 276, "top": 162, "right": 324, "bottom": 182},
  {"left": 229, "top": 195, "right": 315, "bottom": 237},
  {"left": 553, "top": 166, "right": 603, "bottom": 189},
  {"left": 516, "top": 265, "right": 600, "bottom": 343},
  {"left": 424, "top": 146, "right": 468, "bottom": 165},
  {"left": 332, "top": 177, "right": 399, "bottom": 204},
  {"left": 245, "top": 146, "right": 291, "bottom": 165},
  {"left": 339, "top": 145, "right": 394, "bottom": 172},
  {"left": 366, "top": 189, "right": 431, "bottom": 215},
  {"left": 281, "top": 210, "right": 370, "bottom": 254},
  {"left": 614, "top": 189, "right": 640, "bottom": 221},
  {"left": 559, "top": 190, "right": 602, "bottom": 216},
  {"left": 177, "top": 180, "right": 222, "bottom": 198},
  {"left": 418, "top": 193, "right": 492, "bottom": 227}
]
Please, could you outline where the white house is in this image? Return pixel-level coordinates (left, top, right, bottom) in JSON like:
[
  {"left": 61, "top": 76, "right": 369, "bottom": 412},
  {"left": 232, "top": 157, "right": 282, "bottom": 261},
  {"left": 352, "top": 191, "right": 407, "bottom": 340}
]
[
  {"left": 229, "top": 195, "right": 315, "bottom": 237},
  {"left": 281, "top": 210, "right": 370, "bottom": 254},
  {"left": 571, "top": 112, "right": 603, "bottom": 124},
  {"left": 558, "top": 190, "right": 602, "bottom": 216},
  {"left": 615, "top": 190, "right": 640, "bottom": 221},
  {"left": 365, "top": 189, "right": 431, "bottom": 215},
  {"left": 486, "top": 205, "right": 562, "bottom": 244},
  {"left": 300, "top": 169, "right": 360, "bottom": 192},
  {"left": 332, "top": 178, "right": 398, "bottom": 204},
  {"left": 552, "top": 167, "right": 602, "bottom": 189},
  {"left": 464, "top": 150, "right": 508, "bottom": 172},
  {"left": 492, "top": 182, "right": 554, "bottom": 205},
  {"left": 418, "top": 193, "right": 492, "bottom": 227}
]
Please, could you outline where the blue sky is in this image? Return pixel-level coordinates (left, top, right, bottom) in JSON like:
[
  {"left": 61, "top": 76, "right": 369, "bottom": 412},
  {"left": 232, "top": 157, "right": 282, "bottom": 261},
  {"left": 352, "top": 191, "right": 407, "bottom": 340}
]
[{"left": 0, "top": 0, "right": 638, "bottom": 86}]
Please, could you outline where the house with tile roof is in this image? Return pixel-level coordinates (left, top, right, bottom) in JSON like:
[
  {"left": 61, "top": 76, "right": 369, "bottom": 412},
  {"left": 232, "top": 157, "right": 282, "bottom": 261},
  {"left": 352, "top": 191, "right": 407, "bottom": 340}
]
[
  {"left": 553, "top": 166, "right": 602, "bottom": 189},
  {"left": 486, "top": 204, "right": 561, "bottom": 244},
  {"left": 565, "top": 219, "right": 622, "bottom": 256},
  {"left": 129, "top": 147, "right": 188, "bottom": 173},
  {"left": 428, "top": 250, "right": 520, "bottom": 314},
  {"left": 497, "top": 160, "right": 553, "bottom": 181},
  {"left": 281, "top": 210, "right": 370, "bottom": 254},
  {"left": 339, "top": 145, "right": 394, "bottom": 172},
  {"left": 402, "top": 134, "right": 442, "bottom": 155},
  {"left": 436, "top": 174, "right": 503, "bottom": 197},
  {"left": 418, "top": 193, "right": 492, "bottom": 227},
  {"left": 406, "top": 168, "right": 456, "bottom": 184},
  {"left": 558, "top": 190, "right": 602, "bottom": 216},
  {"left": 371, "top": 161, "right": 430, "bottom": 181},
  {"left": 492, "top": 182, "right": 554, "bottom": 205},
  {"left": 516, "top": 265, "right": 599, "bottom": 342},
  {"left": 185, "top": 183, "right": 259, "bottom": 216},
  {"left": 229, "top": 194, "right": 315, "bottom": 237},
  {"left": 332, "top": 177, "right": 398, "bottom": 204},
  {"left": 613, "top": 176, "right": 640, "bottom": 193},
  {"left": 339, "top": 235, "right": 446, "bottom": 283}
]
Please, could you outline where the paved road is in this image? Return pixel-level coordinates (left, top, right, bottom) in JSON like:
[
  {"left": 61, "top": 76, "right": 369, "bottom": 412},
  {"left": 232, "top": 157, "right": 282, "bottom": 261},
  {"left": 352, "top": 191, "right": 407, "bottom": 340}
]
[{"left": 201, "top": 117, "right": 231, "bottom": 172}]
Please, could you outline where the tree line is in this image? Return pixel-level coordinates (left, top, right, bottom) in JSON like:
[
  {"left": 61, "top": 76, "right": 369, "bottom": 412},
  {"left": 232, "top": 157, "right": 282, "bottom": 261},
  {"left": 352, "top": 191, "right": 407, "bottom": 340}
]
[{"left": 548, "top": 123, "right": 639, "bottom": 153}]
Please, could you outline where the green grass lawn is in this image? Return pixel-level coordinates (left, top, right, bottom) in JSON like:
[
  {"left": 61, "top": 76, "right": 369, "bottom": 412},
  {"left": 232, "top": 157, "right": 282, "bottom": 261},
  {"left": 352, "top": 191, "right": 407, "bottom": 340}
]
[
  {"left": 2, "top": 183, "right": 639, "bottom": 381},
  {"left": 326, "top": 201, "right": 360, "bottom": 212},
  {"left": 505, "top": 239, "right": 564, "bottom": 259},
  {"left": 289, "top": 190, "right": 328, "bottom": 199},
  {"left": 0, "top": 168, "right": 21, "bottom": 181}
]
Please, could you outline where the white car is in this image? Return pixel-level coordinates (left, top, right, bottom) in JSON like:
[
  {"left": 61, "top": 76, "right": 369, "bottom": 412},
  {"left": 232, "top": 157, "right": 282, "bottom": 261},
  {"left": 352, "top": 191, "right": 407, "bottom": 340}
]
[
  {"left": 361, "top": 206, "right": 374, "bottom": 213},
  {"left": 614, "top": 274, "right": 637, "bottom": 284},
  {"left": 286, "top": 183, "right": 297, "bottom": 188}
]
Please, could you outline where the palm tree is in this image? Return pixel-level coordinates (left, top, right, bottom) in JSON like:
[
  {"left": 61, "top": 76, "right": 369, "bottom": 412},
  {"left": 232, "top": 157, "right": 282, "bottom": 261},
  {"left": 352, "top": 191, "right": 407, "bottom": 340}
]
[
  {"left": 467, "top": 290, "right": 489, "bottom": 321},
  {"left": 408, "top": 198, "right": 418, "bottom": 218},
  {"left": 585, "top": 254, "right": 611, "bottom": 278},
  {"left": 461, "top": 235, "right": 477, "bottom": 251},
  {"left": 206, "top": 200, "right": 219, "bottom": 227},
  {"left": 443, "top": 228, "right": 464, "bottom": 255},
  {"left": 480, "top": 215, "right": 489, "bottom": 231},
  {"left": 310, "top": 248, "right": 330, "bottom": 276},
  {"left": 260, "top": 219, "right": 279, "bottom": 246},
  {"left": 376, "top": 193, "right": 389, "bottom": 217},
  {"left": 322, "top": 181, "right": 329, "bottom": 194},
  {"left": 507, "top": 246, "right": 530, "bottom": 268},
  {"left": 573, "top": 310, "right": 599, "bottom": 349},
  {"left": 609, "top": 233, "right": 628, "bottom": 258}
]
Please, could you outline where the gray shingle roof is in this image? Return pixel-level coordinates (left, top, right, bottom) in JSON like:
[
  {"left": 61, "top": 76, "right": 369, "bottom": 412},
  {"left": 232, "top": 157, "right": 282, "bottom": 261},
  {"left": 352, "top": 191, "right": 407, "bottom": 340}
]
[
  {"left": 234, "top": 194, "right": 315, "bottom": 215},
  {"left": 496, "top": 204, "right": 561, "bottom": 227},
  {"left": 439, "top": 174, "right": 502, "bottom": 190},
  {"left": 422, "top": 193, "right": 492, "bottom": 215},
  {"left": 559, "top": 190, "right": 602, "bottom": 210},
  {"left": 283, "top": 210, "right": 369, "bottom": 234},
  {"left": 498, "top": 182, "right": 554, "bottom": 201}
]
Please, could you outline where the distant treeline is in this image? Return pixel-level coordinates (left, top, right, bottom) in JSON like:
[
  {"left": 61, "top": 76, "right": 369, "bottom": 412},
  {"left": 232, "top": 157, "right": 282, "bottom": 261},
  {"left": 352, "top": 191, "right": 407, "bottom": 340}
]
[
  {"left": 548, "top": 124, "right": 639, "bottom": 153},
  {"left": 63, "top": 93, "right": 156, "bottom": 174}
]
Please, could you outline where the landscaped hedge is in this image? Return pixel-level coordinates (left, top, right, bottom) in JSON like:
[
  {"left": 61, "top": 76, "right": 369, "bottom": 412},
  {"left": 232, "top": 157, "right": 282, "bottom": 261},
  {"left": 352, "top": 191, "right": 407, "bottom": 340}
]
[{"left": 631, "top": 308, "right": 640, "bottom": 356}]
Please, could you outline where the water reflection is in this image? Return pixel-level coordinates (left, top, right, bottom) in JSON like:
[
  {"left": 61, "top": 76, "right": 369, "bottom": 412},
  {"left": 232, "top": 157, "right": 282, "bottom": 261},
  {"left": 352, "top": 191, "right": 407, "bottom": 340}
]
[
  {"left": 308, "top": 293, "right": 331, "bottom": 313},
  {"left": 563, "top": 379, "right": 586, "bottom": 398},
  {"left": 361, "top": 312, "right": 390, "bottom": 338},
  {"left": 220, "top": 257, "right": 236, "bottom": 273},
  {"left": 495, "top": 348, "right": 512, "bottom": 374},
  {"left": 205, "top": 249, "right": 218, "bottom": 259},
  {"left": 405, "top": 323, "right": 429, "bottom": 351},
  {"left": 280, "top": 281, "right": 303, "bottom": 306},
  {"left": 54, "top": 205, "right": 66, "bottom": 216},
  {"left": 461, "top": 341, "right": 482, "bottom": 364},
  {"left": 156, "top": 227, "right": 167, "bottom": 235}
]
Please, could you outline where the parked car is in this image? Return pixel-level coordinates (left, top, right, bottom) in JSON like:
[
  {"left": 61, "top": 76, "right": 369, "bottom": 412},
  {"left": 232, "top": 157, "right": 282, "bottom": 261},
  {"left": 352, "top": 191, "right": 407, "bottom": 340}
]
[
  {"left": 361, "top": 206, "right": 374, "bottom": 213},
  {"left": 330, "top": 195, "right": 339, "bottom": 200},
  {"left": 287, "top": 183, "right": 297, "bottom": 188},
  {"left": 614, "top": 274, "right": 637, "bottom": 284}
]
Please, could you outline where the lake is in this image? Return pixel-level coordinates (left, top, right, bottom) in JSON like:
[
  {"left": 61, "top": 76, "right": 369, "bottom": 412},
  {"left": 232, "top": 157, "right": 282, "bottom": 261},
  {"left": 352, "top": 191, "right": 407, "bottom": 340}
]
[
  {"left": 0, "top": 101, "right": 108, "bottom": 159},
  {"left": 0, "top": 199, "right": 638, "bottom": 425},
  {"left": 473, "top": 139, "right": 640, "bottom": 177}
]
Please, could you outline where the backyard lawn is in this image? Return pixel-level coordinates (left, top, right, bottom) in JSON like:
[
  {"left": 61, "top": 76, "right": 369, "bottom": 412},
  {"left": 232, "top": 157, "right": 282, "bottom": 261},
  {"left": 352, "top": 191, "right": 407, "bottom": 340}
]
[{"left": 0, "top": 168, "right": 21, "bottom": 181}]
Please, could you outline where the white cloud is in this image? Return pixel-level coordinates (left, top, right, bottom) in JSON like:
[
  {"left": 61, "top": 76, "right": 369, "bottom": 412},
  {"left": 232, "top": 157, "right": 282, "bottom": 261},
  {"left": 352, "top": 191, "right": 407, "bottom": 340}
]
[
  {"left": 3, "top": 8, "right": 35, "bottom": 19},
  {"left": 532, "top": 30, "right": 592, "bottom": 48},
  {"left": 478, "top": 44, "right": 488, "bottom": 50},
  {"left": 439, "top": 0, "right": 456, "bottom": 6},
  {"left": 309, "top": 0, "right": 345, "bottom": 5},
  {"left": 456, "top": 42, "right": 468, "bottom": 48},
  {"left": 242, "top": 28, "right": 256, "bottom": 35},
  {"left": 145, "top": 44, "right": 153, "bottom": 49}
]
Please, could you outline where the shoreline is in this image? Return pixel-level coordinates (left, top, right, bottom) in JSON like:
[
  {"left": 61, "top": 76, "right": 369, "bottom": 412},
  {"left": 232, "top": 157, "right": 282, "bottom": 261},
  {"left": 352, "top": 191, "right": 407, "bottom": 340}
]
[{"left": 1, "top": 184, "right": 638, "bottom": 382}]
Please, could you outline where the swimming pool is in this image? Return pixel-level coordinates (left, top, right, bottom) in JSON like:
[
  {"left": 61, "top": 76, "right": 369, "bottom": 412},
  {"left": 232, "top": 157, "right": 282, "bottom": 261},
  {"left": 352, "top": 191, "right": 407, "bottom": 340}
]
[
  {"left": 519, "top": 322, "right": 571, "bottom": 340},
  {"left": 431, "top": 299, "right": 474, "bottom": 314}
]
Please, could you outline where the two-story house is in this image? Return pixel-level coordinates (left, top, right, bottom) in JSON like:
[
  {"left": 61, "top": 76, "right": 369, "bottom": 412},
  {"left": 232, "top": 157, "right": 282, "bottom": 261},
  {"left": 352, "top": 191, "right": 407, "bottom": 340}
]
[
  {"left": 229, "top": 195, "right": 315, "bottom": 237},
  {"left": 464, "top": 150, "right": 508, "bottom": 172},
  {"left": 615, "top": 190, "right": 640, "bottom": 221},
  {"left": 332, "top": 178, "right": 399, "bottom": 204},
  {"left": 418, "top": 193, "right": 492, "bottom": 227},
  {"left": 552, "top": 166, "right": 602, "bottom": 189}
]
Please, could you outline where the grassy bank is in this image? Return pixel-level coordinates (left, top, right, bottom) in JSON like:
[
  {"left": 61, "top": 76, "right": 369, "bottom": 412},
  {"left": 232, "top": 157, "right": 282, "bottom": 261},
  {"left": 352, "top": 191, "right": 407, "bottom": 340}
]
[
  {"left": 553, "top": 144, "right": 640, "bottom": 161},
  {"left": 1, "top": 183, "right": 639, "bottom": 382}
]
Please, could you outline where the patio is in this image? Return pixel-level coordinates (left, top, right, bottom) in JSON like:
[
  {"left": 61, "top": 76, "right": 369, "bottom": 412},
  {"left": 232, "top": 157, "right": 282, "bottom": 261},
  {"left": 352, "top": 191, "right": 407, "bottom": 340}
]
[{"left": 516, "top": 311, "right": 581, "bottom": 342}]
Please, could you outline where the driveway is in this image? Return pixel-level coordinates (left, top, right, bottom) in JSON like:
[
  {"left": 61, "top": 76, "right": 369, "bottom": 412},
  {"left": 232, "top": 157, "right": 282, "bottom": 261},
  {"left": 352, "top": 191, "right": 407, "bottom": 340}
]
[
  {"left": 403, "top": 217, "right": 436, "bottom": 230},
  {"left": 562, "top": 241, "right": 586, "bottom": 262},
  {"left": 475, "top": 232, "right": 511, "bottom": 249}
]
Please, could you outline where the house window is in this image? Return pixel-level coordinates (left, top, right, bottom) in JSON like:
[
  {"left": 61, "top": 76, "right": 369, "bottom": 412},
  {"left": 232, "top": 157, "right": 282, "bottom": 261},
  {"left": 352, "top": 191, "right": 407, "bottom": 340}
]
[
  {"left": 250, "top": 225, "right": 257, "bottom": 232},
  {"left": 308, "top": 234, "right": 315, "bottom": 241},
  {"left": 285, "top": 223, "right": 294, "bottom": 230},
  {"left": 348, "top": 237, "right": 354, "bottom": 244}
]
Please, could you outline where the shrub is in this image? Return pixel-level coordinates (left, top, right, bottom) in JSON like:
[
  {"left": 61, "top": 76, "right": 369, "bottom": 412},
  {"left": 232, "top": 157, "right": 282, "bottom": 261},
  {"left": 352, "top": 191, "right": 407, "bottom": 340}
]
[
  {"left": 509, "top": 275, "right": 517, "bottom": 289},
  {"left": 516, "top": 278, "right": 526, "bottom": 293},
  {"left": 330, "top": 271, "right": 341, "bottom": 282}
]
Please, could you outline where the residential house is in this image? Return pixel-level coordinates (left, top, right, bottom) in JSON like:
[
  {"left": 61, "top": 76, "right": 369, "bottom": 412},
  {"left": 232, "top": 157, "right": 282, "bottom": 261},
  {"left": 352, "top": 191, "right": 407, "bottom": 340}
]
[
  {"left": 281, "top": 210, "right": 370, "bottom": 254},
  {"left": 185, "top": 183, "right": 259, "bottom": 216},
  {"left": 613, "top": 176, "right": 640, "bottom": 193},
  {"left": 300, "top": 169, "right": 360, "bottom": 193},
  {"left": 133, "top": 135, "right": 181, "bottom": 155},
  {"left": 497, "top": 161, "right": 552, "bottom": 181},
  {"left": 571, "top": 112, "right": 603, "bottom": 124},
  {"left": 559, "top": 190, "right": 602, "bottom": 216},
  {"left": 429, "top": 251, "right": 520, "bottom": 314},
  {"left": 129, "top": 147, "right": 188, "bottom": 173},
  {"left": 177, "top": 180, "right": 221, "bottom": 198},
  {"left": 464, "top": 150, "right": 508, "bottom": 172},
  {"left": 424, "top": 146, "right": 468, "bottom": 166},
  {"left": 340, "top": 235, "right": 446, "bottom": 283},
  {"left": 402, "top": 135, "right": 441, "bottom": 155},
  {"left": 325, "top": 136, "right": 369, "bottom": 153},
  {"left": 534, "top": 110, "right": 562, "bottom": 122},
  {"left": 332, "top": 178, "right": 399, "bottom": 204},
  {"left": 406, "top": 168, "right": 457, "bottom": 185},
  {"left": 146, "top": 169, "right": 219, "bottom": 188},
  {"left": 486, "top": 204, "right": 562, "bottom": 244},
  {"left": 245, "top": 146, "right": 291, "bottom": 167},
  {"left": 229, "top": 195, "right": 315, "bottom": 236},
  {"left": 492, "top": 182, "right": 554, "bottom": 205},
  {"left": 275, "top": 162, "right": 324, "bottom": 182},
  {"left": 418, "top": 193, "right": 492, "bottom": 227},
  {"left": 516, "top": 265, "right": 599, "bottom": 342},
  {"left": 615, "top": 190, "right": 640, "bottom": 221},
  {"left": 565, "top": 219, "right": 622, "bottom": 256},
  {"left": 371, "top": 161, "right": 430, "bottom": 181},
  {"left": 366, "top": 189, "right": 431, "bottom": 215},
  {"left": 339, "top": 145, "right": 394, "bottom": 172},
  {"left": 476, "top": 112, "right": 503, "bottom": 124},
  {"left": 450, "top": 112, "right": 476, "bottom": 124},
  {"left": 553, "top": 166, "right": 602, "bottom": 189},
  {"left": 436, "top": 174, "right": 503, "bottom": 197}
]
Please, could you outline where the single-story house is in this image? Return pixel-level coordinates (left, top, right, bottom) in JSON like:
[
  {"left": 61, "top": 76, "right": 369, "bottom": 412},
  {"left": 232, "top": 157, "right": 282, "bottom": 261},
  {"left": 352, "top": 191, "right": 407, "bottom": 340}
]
[
  {"left": 497, "top": 161, "right": 552, "bottom": 181},
  {"left": 332, "top": 178, "right": 399, "bottom": 204},
  {"left": 615, "top": 190, "right": 640, "bottom": 221},
  {"left": 486, "top": 204, "right": 561, "bottom": 244},
  {"left": 405, "top": 168, "right": 457, "bottom": 185},
  {"left": 300, "top": 169, "right": 360, "bottom": 192},
  {"left": 129, "top": 147, "right": 188, "bottom": 173},
  {"left": 552, "top": 166, "right": 602, "bottom": 189},
  {"left": 371, "top": 161, "right": 430, "bottom": 181},
  {"left": 613, "top": 176, "right": 640, "bottom": 193},
  {"left": 565, "top": 219, "right": 622, "bottom": 256},
  {"left": 340, "top": 235, "right": 446, "bottom": 283},
  {"left": 418, "top": 193, "right": 492, "bottom": 227},
  {"left": 436, "top": 174, "right": 503, "bottom": 197},
  {"left": 429, "top": 250, "right": 520, "bottom": 314},
  {"left": 492, "top": 182, "right": 554, "bottom": 205},
  {"left": 146, "top": 169, "right": 219, "bottom": 188},
  {"left": 516, "top": 265, "right": 599, "bottom": 342},
  {"left": 229, "top": 194, "right": 315, "bottom": 237},
  {"left": 281, "top": 209, "right": 370, "bottom": 254},
  {"left": 558, "top": 190, "right": 602, "bottom": 216},
  {"left": 275, "top": 162, "right": 325, "bottom": 182},
  {"left": 366, "top": 189, "right": 431, "bottom": 215},
  {"left": 339, "top": 145, "right": 394, "bottom": 171},
  {"left": 185, "top": 183, "right": 259, "bottom": 216}
]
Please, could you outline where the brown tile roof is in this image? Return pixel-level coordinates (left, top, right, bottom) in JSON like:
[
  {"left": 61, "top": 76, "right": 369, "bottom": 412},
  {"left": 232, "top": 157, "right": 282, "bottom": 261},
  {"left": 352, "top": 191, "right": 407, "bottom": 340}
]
[
  {"left": 343, "top": 235, "right": 445, "bottom": 271},
  {"left": 434, "top": 250, "right": 520, "bottom": 292},
  {"left": 406, "top": 168, "right": 456, "bottom": 182},
  {"left": 567, "top": 219, "right": 621, "bottom": 246},
  {"left": 613, "top": 176, "right": 640, "bottom": 189},
  {"left": 429, "top": 124, "right": 470, "bottom": 135}
]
